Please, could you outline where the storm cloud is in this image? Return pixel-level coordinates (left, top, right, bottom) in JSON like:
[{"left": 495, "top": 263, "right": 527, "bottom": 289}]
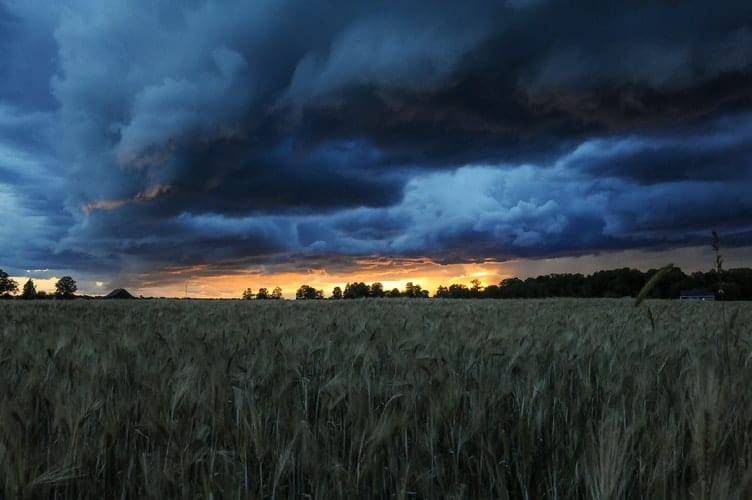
[{"left": 1, "top": 0, "right": 751, "bottom": 288}]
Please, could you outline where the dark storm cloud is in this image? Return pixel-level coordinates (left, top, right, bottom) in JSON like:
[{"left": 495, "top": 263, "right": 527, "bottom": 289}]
[
  {"left": 1, "top": 0, "right": 752, "bottom": 282},
  {"left": 0, "top": 103, "right": 71, "bottom": 275},
  {"left": 144, "top": 137, "right": 406, "bottom": 217},
  {"left": 568, "top": 114, "right": 752, "bottom": 184},
  {"left": 0, "top": 4, "right": 58, "bottom": 111},
  {"left": 286, "top": 0, "right": 752, "bottom": 164}
]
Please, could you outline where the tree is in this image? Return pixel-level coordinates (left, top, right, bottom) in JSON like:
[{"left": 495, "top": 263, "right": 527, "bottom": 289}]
[
  {"left": 501, "top": 277, "right": 523, "bottom": 288},
  {"left": 55, "top": 276, "right": 77, "bottom": 298},
  {"left": 296, "top": 284, "right": 323, "bottom": 300},
  {"left": 434, "top": 285, "right": 450, "bottom": 298},
  {"left": 403, "top": 282, "right": 428, "bottom": 298},
  {"left": 21, "top": 279, "right": 37, "bottom": 300},
  {"left": 242, "top": 288, "right": 254, "bottom": 300},
  {"left": 331, "top": 286, "right": 343, "bottom": 299},
  {"left": 271, "top": 286, "right": 283, "bottom": 300},
  {"left": 0, "top": 269, "right": 18, "bottom": 296},
  {"left": 256, "top": 287, "right": 270, "bottom": 300},
  {"left": 388, "top": 288, "right": 401, "bottom": 298},
  {"left": 370, "top": 282, "right": 385, "bottom": 298},
  {"left": 448, "top": 283, "right": 470, "bottom": 298},
  {"left": 470, "top": 278, "right": 483, "bottom": 297},
  {"left": 344, "top": 282, "right": 370, "bottom": 299}
]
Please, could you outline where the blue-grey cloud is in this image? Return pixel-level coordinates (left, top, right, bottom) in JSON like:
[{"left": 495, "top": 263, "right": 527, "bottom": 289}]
[
  {"left": 0, "top": 4, "right": 58, "bottom": 111},
  {"left": 0, "top": 0, "right": 751, "bottom": 286}
]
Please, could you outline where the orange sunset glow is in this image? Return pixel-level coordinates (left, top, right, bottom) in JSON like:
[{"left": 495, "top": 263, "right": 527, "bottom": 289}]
[
  {"left": 123, "top": 245, "right": 752, "bottom": 299},
  {"left": 11, "top": 245, "right": 750, "bottom": 299},
  {"left": 132, "top": 258, "right": 515, "bottom": 299}
]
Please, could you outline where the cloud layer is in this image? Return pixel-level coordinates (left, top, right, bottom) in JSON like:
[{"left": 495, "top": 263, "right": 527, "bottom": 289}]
[{"left": 1, "top": 0, "right": 751, "bottom": 288}]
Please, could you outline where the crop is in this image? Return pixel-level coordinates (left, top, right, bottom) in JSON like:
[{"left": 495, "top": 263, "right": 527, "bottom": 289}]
[{"left": 1, "top": 299, "right": 751, "bottom": 498}]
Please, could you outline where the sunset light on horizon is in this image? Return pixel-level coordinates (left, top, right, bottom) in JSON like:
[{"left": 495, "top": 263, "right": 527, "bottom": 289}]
[
  {"left": 1, "top": 0, "right": 751, "bottom": 296},
  {"left": 8, "top": 245, "right": 745, "bottom": 299},
  {"left": 127, "top": 258, "right": 512, "bottom": 299}
]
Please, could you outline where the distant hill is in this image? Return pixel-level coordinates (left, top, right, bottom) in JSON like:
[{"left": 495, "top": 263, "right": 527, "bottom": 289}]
[{"left": 104, "top": 288, "right": 136, "bottom": 299}]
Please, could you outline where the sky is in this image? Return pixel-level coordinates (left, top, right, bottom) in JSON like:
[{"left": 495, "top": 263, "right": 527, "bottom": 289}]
[{"left": 1, "top": 0, "right": 751, "bottom": 297}]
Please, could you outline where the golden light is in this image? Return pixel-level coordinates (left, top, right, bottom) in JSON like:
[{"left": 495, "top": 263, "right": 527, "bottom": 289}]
[
  {"left": 11, "top": 275, "right": 60, "bottom": 294},
  {"left": 12, "top": 245, "right": 744, "bottom": 299},
  {"left": 131, "top": 258, "right": 517, "bottom": 299}
]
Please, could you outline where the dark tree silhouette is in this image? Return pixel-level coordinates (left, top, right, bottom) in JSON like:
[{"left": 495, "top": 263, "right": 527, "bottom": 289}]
[
  {"left": 429, "top": 265, "right": 752, "bottom": 300},
  {"left": 0, "top": 269, "right": 18, "bottom": 296},
  {"left": 344, "top": 282, "right": 370, "bottom": 299},
  {"left": 296, "top": 284, "right": 323, "bottom": 300},
  {"left": 271, "top": 286, "right": 283, "bottom": 300},
  {"left": 256, "top": 287, "right": 270, "bottom": 300},
  {"left": 448, "top": 283, "right": 471, "bottom": 298},
  {"left": 403, "top": 282, "right": 428, "bottom": 298},
  {"left": 55, "top": 276, "right": 77, "bottom": 298},
  {"left": 501, "top": 277, "right": 523, "bottom": 288},
  {"left": 242, "top": 288, "right": 254, "bottom": 300},
  {"left": 288, "top": 265, "right": 752, "bottom": 303},
  {"left": 470, "top": 279, "right": 483, "bottom": 297},
  {"left": 21, "top": 279, "right": 37, "bottom": 300}
]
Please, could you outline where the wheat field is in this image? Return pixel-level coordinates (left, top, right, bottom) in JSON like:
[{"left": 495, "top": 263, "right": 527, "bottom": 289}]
[{"left": 1, "top": 299, "right": 751, "bottom": 499}]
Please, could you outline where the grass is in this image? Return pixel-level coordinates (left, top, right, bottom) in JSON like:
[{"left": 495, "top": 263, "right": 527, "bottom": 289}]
[{"left": 0, "top": 299, "right": 751, "bottom": 498}]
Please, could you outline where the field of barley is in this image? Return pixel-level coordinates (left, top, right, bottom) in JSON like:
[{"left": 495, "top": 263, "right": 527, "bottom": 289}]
[{"left": 1, "top": 299, "right": 751, "bottom": 499}]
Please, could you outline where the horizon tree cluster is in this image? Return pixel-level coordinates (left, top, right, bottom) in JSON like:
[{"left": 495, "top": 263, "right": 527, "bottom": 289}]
[
  {"left": 2, "top": 262, "right": 752, "bottom": 302},
  {"left": 285, "top": 266, "right": 752, "bottom": 301},
  {"left": 242, "top": 286, "right": 284, "bottom": 300},
  {"left": 0, "top": 272, "right": 78, "bottom": 300}
]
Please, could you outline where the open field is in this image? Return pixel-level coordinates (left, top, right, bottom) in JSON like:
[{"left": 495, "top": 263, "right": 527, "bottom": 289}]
[{"left": 1, "top": 299, "right": 751, "bottom": 499}]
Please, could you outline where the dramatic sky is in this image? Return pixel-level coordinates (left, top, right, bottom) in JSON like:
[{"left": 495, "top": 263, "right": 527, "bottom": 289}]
[{"left": 2, "top": 0, "right": 752, "bottom": 297}]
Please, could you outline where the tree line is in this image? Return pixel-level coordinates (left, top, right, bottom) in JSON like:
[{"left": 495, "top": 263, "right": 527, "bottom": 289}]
[
  {"left": 0, "top": 271, "right": 77, "bottom": 299},
  {"left": 3, "top": 266, "right": 751, "bottom": 301},
  {"left": 437, "top": 267, "right": 752, "bottom": 300},
  {"left": 294, "top": 281, "right": 430, "bottom": 300},
  {"left": 290, "top": 267, "right": 752, "bottom": 301},
  {"left": 241, "top": 286, "right": 283, "bottom": 300}
]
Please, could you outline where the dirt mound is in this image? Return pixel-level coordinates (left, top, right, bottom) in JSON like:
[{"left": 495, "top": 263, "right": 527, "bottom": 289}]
[{"left": 104, "top": 288, "right": 136, "bottom": 299}]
